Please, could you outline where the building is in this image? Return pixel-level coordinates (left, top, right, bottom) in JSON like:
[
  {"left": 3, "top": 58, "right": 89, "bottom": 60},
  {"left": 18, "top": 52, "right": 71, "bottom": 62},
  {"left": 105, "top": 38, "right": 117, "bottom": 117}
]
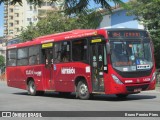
[
  {"left": 3, "top": 0, "right": 64, "bottom": 39},
  {"left": 0, "top": 37, "right": 6, "bottom": 58},
  {"left": 99, "top": 6, "right": 144, "bottom": 29}
]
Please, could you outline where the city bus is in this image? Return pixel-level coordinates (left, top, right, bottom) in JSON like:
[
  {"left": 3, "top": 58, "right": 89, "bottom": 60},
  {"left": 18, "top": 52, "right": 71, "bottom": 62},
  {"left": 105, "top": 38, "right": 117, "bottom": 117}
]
[{"left": 6, "top": 28, "right": 156, "bottom": 99}]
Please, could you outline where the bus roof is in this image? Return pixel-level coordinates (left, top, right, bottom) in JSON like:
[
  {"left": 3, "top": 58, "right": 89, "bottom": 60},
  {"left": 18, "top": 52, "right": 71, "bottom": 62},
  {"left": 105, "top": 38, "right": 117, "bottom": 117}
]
[
  {"left": 7, "top": 28, "right": 147, "bottom": 49},
  {"left": 7, "top": 29, "right": 103, "bottom": 49}
]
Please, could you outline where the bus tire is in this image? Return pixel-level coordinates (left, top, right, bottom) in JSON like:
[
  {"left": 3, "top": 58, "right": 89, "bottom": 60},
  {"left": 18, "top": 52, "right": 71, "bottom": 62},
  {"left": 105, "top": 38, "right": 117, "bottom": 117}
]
[
  {"left": 37, "top": 91, "right": 45, "bottom": 96},
  {"left": 116, "top": 94, "right": 128, "bottom": 98},
  {"left": 77, "top": 81, "right": 90, "bottom": 100},
  {"left": 59, "top": 92, "right": 71, "bottom": 97},
  {"left": 28, "top": 80, "right": 37, "bottom": 96}
]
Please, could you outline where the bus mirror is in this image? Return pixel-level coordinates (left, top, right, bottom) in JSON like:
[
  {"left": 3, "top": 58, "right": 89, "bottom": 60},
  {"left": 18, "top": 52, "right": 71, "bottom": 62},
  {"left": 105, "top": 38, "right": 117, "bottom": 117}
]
[{"left": 106, "top": 43, "right": 111, "bottom": 54}]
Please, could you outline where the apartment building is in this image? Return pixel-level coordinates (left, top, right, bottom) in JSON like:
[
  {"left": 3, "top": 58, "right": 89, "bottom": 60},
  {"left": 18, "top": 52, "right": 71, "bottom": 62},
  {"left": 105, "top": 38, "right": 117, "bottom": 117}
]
[{"left": 4, "top": 0, "right": 64, "bottom": 39}]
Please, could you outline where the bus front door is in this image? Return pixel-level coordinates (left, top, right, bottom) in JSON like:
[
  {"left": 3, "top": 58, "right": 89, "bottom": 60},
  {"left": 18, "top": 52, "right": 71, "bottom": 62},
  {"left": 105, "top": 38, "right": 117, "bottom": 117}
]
[
  {"left": 90, "top": 43, "right": 106, "bottom": 92},
  {"left": 44, "top": 48, "right": 55, "bottom": 90}
]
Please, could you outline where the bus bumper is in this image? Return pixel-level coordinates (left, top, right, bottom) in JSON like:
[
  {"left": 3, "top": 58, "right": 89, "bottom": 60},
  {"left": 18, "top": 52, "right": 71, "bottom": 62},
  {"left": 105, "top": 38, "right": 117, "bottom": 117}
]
[{"left": 106, "top": 80, "right": 156, "bottom": 95}]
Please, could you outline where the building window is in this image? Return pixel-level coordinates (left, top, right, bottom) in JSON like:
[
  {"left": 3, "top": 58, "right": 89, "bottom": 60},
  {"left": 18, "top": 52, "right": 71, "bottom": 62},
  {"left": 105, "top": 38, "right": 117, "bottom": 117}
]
[
  {"left": 16, "top": 28, "right": 19, "bottom": 32},
  {"left": 14, "top": 5, "right": 19, "bottom": 10},
  {"left": 30, "top": 6, "right": 32, "bottom": 11},
  {"left": 9, "top": 30, "right": 13, "bottom": 34},
  {"left": 9, "top": 23, "right": 13, "bottom": 27},
  {"left": 15, "top": 13, "right": 19, "bottom": 17},
  {"left": 9, "top": 8, "right": 13, "bottom": 12},
  {"left": 9, "top": 16, "right": 13, "bottom": 19},
  {"left": 33, "top": 17, "right": 37, "bottom": 21},
  {"left": 34, "top": 6, "right": 36, "bottom": 10},
  {"left": 15, "top": 20, "right": 19, "bottom": 25},
  {"left": 27, "top": 18, "right": 31, "bottom": 22}
]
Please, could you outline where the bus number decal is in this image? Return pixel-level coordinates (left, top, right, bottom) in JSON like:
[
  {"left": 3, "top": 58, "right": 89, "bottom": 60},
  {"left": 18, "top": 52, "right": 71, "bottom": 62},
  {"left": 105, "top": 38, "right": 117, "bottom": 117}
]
[{"left": 61, "top": 67, "right": 75, "bottom": 74}]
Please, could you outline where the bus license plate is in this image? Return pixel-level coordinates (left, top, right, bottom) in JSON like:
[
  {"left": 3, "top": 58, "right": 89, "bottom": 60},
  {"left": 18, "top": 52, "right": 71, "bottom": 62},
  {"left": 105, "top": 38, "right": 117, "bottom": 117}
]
[{"left": 134, "top": 88, "right": 142, "bottom": 92}]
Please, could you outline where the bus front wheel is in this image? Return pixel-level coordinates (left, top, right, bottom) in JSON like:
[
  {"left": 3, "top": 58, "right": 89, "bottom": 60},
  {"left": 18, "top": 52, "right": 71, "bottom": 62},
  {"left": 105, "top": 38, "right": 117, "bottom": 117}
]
[{"left": 77, "top": 81, "right": 90, "bottom": 100}]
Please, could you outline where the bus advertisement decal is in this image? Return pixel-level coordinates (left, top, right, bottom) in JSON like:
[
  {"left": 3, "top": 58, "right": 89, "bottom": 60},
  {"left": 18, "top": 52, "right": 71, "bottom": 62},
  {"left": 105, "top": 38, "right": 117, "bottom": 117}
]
[{"left": 61, "top": 67, "right": 75, "bottom": 74}]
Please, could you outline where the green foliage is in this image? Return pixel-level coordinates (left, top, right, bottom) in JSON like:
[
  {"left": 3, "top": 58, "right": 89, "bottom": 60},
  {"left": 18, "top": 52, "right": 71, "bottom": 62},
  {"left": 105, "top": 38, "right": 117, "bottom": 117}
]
[
  {"left": 19, "top": 10, "right": 103, "bottom": 42},
  {"left": 0, "top": 55, "right": 5, "bottom": 67},
  {"left": 127, "top": 0, "right": 160, "bottom": 68},
  {"left": 0, "top": 0, "right": 124, "bottom": 14}
]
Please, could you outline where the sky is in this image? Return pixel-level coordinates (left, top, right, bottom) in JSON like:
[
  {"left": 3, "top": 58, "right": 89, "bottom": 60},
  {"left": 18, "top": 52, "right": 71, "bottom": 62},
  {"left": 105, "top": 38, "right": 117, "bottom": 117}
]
[{"left": 0, "top": 0, "right": 129, "bottom": 37}]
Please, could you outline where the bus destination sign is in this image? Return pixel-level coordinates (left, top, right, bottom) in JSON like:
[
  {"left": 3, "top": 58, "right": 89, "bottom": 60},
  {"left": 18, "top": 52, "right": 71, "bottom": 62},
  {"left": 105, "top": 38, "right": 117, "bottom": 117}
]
[{"left": 108, "top": 31, "right": 148, "bottom": 38}]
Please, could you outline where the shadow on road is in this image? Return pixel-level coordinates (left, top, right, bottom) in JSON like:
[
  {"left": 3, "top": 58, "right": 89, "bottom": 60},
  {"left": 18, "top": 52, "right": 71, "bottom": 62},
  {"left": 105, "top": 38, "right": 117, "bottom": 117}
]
[{"left": 13, "top": 92, "right": 156, "bottom": 102}]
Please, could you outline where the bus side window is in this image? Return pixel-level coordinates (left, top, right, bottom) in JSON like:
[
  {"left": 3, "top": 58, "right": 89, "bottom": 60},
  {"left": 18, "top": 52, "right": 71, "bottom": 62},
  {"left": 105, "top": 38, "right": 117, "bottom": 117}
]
[
  {"left": 7, "top": 49, "right": 17, "bottom": 66},
  {"left": 54, "top": 43, "right": 61, "bottom": 63},
  {"left": 61, "top": 42, "right": 70, "bottom": 62},
  {"left": 72, "top": 39, "right": 87, "bottom": 62},
  {"left": 54, "top": 42, "right": 70, "bottom": 63},
  {"left": 29, "top": 46, "right": 40, "bottom": 65}
]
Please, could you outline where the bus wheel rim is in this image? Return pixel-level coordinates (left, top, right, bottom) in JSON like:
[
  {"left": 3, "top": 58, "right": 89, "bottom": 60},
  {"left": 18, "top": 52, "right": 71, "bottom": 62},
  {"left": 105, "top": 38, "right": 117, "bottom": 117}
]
[
  {"left": 80, "top": 84, "right": 88, "bottom": 95},
  {"left": 30, "top": 82, "right": 35, "bottom": 93}
]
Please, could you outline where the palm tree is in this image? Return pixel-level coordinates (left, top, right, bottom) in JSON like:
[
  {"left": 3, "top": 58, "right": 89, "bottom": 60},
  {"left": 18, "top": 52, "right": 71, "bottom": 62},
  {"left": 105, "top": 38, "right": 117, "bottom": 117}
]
[{"left": 0, "top": 0, "right": 125, "bottom": 14}]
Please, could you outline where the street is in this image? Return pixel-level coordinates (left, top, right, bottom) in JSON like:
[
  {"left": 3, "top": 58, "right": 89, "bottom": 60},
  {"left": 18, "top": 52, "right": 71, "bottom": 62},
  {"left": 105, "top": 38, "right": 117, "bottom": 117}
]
[{"left": 0, "top": 81, "right": 160, "bottom": 120}]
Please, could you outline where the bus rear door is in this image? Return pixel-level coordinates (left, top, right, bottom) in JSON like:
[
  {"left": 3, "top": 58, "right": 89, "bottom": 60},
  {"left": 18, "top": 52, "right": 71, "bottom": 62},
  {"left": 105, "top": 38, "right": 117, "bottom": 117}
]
[{"left": 43, "top": 47, "right": 55, "bottom": 90}]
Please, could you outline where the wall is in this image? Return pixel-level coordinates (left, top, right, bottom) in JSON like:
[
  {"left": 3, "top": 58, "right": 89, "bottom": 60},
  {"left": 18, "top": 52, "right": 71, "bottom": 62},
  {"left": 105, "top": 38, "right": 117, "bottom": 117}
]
[{"left": 100, "top": 9, "right": 144, "bottom": 29}]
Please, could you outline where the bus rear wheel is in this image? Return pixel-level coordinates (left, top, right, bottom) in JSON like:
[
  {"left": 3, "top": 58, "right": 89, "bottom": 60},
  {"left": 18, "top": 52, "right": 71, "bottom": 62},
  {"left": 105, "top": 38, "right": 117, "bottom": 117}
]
[
  {"left": 28, "top": 80, "right": 44, "bottom": 96},
  {"left": 28, "top": 80, "right": 37, "bottom": 96},
  {"left": 77, "top": 81, "right": 90, "bottom": 100}
]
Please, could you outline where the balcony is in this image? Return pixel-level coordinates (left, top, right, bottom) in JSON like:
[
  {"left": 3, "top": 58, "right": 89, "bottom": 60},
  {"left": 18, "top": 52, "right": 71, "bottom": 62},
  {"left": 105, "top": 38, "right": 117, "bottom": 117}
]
[
  {"left": 4, "top": 14, "right": 8, "bottom": 18},
  {"left": 4, "top": 23, "right": 7, "bottom": 27}
]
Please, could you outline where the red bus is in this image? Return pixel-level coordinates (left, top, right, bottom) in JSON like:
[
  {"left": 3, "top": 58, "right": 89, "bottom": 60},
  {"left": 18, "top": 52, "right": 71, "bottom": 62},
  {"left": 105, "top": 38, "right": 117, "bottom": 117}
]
[{"left": 6, "top": 28, "right": 156, "bottom": 99}]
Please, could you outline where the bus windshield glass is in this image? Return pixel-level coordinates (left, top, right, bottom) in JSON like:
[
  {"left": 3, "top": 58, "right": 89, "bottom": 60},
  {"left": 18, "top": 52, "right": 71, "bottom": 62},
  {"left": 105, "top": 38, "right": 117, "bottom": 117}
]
[{"left": 110, "top": 40, "right": 153, "bottom": 72}]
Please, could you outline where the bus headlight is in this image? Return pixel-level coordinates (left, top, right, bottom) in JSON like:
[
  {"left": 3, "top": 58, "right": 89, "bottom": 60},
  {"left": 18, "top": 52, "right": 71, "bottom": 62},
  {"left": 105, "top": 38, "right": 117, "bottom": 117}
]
[
  {"left": 111, "top": 74, "right": 123, "bottom": 84},
  {"left": 151, "top": 72, "right": 156, "bottom": 82}
]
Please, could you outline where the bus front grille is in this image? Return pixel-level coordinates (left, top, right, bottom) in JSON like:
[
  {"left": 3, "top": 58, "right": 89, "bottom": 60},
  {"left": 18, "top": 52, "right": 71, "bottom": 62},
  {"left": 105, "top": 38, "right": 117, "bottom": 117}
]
[{"left": 126, "top": 84, "right": 149, "bottom": 92}]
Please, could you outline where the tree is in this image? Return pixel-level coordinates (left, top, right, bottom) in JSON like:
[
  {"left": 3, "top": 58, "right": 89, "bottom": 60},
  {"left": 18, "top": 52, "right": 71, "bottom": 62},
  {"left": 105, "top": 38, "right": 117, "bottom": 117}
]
[
  {"left": 127, "top": 0, "right": 160, "bottom": 68},
  {"left": 0, "top": 0, "right": 125, "bottom": 14},
  {"left": 0, "top": 55, "right": 5, "bottom": 67},
  {"left": 20, "top": 10, "right": 103, "bottom": 41}
]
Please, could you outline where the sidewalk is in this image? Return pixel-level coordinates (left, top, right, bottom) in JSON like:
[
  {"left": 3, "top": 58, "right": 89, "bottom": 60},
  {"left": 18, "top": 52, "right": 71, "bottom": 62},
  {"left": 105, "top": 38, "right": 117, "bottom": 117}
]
[{"left": 156, "top": 86, "right": 160, "bottom": 92}]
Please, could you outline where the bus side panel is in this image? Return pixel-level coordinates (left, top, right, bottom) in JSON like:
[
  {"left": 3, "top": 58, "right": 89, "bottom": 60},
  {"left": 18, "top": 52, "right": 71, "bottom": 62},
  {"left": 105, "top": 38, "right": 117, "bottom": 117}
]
[
  {"left": 7, "top": 66, "right": 27, "bottom": 90},
  {"left": 7, "top": 65, "right": 44, "bottom": 91},
  {"left": 25, "top": 65, "right": 44, "bottom": 91},
  {"left": 41, "top": 65, "right": 55, "bottom": 91},
  {"left": 54, "top": 63, "right": 92, "bottom": 92},
  {"left": 7, "top": 67, "right": 19, "bottom": 88}
]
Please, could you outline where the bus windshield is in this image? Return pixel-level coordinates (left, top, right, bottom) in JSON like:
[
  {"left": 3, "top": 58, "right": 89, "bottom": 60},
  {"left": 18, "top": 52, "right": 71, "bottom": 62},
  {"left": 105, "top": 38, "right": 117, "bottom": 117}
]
[{"left": 110, "top": 40, "right": 153, "bottom": 72}]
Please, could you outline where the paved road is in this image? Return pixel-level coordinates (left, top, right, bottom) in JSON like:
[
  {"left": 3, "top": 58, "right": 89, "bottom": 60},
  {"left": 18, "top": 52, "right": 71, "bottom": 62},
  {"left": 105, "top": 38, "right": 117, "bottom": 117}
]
[{"left": 0, "top": 81, "right": 160, "bottom": 120}]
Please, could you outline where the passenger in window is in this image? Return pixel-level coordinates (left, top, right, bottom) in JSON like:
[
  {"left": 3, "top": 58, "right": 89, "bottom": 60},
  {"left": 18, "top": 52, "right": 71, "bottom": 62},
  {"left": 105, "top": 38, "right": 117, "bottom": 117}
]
[
  {"left": 61, "top": 52, "right": 69, "bottom": 62},
  {"left": 36, "top": 54, "right": 40, "bottom": 64},
  {"left": 29, "top": 57, "right": 34, "bottom": 65}
]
